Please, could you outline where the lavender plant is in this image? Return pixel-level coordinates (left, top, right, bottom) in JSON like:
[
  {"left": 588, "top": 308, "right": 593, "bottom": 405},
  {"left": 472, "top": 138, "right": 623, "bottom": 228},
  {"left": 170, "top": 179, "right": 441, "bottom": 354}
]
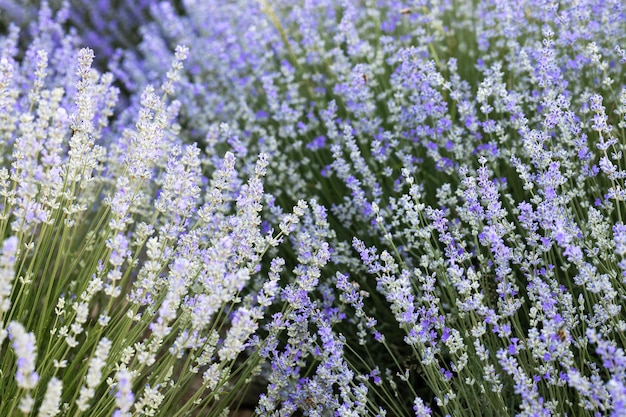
[
  {"left": 0, "top": 6, "right": 339, "bottom": 417},
  {"left": 2, "top": 0, "right": 626, "bottom": 416}
]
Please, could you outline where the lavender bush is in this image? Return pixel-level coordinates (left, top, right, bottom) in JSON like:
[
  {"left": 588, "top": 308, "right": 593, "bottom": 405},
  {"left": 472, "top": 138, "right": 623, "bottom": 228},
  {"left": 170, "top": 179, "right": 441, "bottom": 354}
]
[{"left": 1, "top": 0, "right": 626, "bottom": 416}]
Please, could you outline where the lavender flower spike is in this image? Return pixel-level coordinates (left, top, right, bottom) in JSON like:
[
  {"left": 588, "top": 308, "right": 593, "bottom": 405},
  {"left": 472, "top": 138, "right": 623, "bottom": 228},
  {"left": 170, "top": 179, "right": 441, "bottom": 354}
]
[{"left": 8, "top": 321, "right": 39, "bottom": 390}]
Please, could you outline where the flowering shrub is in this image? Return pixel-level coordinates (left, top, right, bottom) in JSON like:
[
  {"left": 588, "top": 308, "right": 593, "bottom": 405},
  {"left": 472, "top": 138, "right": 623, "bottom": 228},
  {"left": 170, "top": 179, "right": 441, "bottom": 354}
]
[{"left": 1, "top": 0, "right": 626, "bottom": 416}]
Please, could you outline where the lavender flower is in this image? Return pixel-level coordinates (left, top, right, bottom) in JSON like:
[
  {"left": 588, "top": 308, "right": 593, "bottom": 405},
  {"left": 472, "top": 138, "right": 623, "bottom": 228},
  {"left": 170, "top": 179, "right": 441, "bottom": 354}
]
[
  {"left": 112, "top": 368, "right": 135, "bottom": 417},
  {"left": 76, "top": 337, "right": 112, "bottom": 411},
  {"left": 0, "top": 236, "right": 18, "bottom": 325},
  {"left": 37, "top": 377, "right": 62, "bottom": 417},
  {"left": 8, "top": 321, "right": 39, "bottom": 390}
]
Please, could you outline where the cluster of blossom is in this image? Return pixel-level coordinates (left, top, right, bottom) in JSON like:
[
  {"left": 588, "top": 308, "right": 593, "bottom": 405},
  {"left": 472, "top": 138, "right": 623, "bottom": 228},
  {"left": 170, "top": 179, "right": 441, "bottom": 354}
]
[
  {"left": 2, "top": 0, "right": 626, "bottom": 416},
  {"left": 0, "top": 0, "right": 157, "bottom": 71}
]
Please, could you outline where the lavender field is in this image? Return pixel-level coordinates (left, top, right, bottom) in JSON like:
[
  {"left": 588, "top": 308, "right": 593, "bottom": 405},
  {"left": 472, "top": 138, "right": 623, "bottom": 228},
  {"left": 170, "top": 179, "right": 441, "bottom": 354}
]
[{"left": 0, "top": 0, "right": 625, "bottom": 416}]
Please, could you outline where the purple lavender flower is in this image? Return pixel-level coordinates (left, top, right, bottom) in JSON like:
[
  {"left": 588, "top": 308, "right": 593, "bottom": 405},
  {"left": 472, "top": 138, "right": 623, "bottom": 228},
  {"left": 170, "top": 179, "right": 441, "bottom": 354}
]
[{"left": 8, "top": 321, "right": 39, "bottom": 390}]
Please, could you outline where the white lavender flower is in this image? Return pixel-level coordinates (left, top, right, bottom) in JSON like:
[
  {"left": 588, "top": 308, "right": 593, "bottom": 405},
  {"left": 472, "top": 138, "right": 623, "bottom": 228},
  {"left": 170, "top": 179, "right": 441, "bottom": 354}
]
[
  {"left": 76, "top": 337, "right": 112, "bottom": 411},
  {"left": 37, "top": 377, "right": 63, "bottom": 417},
  {"left": 0, "top": 235, "right": 18, "bottom": 319}
]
